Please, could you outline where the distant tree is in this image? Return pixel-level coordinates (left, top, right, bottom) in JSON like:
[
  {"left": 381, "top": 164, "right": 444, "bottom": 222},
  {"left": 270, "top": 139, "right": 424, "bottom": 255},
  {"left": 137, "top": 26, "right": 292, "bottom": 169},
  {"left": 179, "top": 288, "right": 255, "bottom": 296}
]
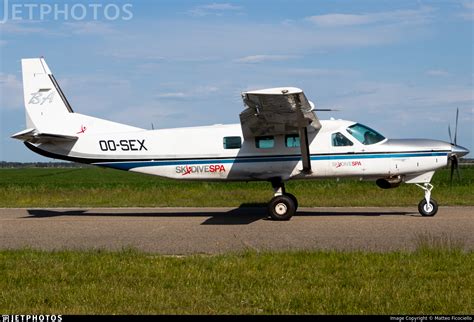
[{"left": 0, "top": 161, "right": 90, "bottom": 168}]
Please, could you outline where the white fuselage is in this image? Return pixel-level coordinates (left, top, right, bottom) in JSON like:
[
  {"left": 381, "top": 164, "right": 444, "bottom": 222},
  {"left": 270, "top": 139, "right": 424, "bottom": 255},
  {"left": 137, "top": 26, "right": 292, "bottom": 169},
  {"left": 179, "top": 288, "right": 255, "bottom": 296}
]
[{"left": 30, "top": 119, "right": 451, "bottom": 183}]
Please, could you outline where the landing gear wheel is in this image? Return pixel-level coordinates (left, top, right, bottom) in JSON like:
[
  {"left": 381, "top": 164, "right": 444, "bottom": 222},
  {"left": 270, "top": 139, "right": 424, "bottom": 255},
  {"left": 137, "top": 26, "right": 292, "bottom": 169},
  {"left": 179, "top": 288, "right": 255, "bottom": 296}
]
[
  {"left": 268, "top": 195, "right": 296, "bottom": 221},
  {"left": 285, "top": 193, "right": 298, "bottom": 210},
  {"left": 418, "top": 198, "right": 438, "bottom": 217}
]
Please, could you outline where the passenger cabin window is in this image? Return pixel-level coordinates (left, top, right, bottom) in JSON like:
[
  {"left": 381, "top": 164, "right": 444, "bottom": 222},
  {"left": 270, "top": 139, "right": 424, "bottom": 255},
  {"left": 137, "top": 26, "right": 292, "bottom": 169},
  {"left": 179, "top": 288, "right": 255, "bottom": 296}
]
[
  {"left": 332, "top": 132, "right": 353, "bottom": 146},
  {"left": 255, "top": 136, "right": 274, "bottom": 149},
  {"left": 285, "top": 134, "right": 300, "bottom": 148},
  {"left": 223, "top": 136, "right": 242, "bottom": 149},
  {"left": 346, "top": 123, "right": 385, "bottom": 145}
]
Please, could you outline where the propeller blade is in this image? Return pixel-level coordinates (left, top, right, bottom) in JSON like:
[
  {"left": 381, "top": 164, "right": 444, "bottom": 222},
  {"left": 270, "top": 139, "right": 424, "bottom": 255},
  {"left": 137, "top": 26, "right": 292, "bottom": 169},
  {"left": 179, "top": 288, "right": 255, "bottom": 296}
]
[
  {"left": 448, "top": 125, "right": 452, "bottom": 144},
  {"left": 454, "top": 156, "right": 461, "bottom": 180},
  {"left": 454, "top": 107, "right": 459, "bottom": 145},
  {"left": 450, "top": 156, "right": 455, "bottom": 182},
  {"left": 450, "top": 155, "right": 461, "bottom": 183}
]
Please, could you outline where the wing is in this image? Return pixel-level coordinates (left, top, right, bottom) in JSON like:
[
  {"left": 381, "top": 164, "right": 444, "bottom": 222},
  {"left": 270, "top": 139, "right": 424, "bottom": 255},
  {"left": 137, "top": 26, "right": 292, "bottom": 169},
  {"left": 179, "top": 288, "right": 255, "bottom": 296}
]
[
  {"left": 11, "top": 128, "right": 78, "bottom": 144},
  {"left": 239, "top": 87, "right": 321, "bottom": 173}
]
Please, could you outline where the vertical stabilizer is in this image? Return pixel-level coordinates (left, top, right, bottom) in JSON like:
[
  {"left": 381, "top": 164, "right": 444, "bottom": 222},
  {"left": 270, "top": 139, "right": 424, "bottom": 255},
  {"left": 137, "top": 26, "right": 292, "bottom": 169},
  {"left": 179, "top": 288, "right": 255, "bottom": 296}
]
[
  {"left": 19, "top": 58, "right": 143, "bottom": 137},
  {"left": 21, "top": 58, "right": 74, "bottom": 131}
]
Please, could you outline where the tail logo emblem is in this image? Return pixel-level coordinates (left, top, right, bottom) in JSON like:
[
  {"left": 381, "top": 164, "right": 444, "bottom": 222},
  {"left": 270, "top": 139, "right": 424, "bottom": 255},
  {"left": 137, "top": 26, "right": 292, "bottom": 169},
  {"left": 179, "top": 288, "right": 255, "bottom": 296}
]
[
  {"left": 29, "top": 89, "right": 55, "bottom": 105},
  {"left": 77, "top": 125, "right": 87, "bottom": 134}
]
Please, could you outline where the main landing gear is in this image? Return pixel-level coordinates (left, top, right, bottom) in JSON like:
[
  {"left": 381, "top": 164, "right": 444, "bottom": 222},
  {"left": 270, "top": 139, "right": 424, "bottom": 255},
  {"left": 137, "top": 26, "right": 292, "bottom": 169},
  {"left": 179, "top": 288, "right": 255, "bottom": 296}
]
[
  {"left": 415, "top": 183, "right": 438, "bottom": 217},
  {"left": 267, "top": 180, "right": 298, "bottom": 221}
]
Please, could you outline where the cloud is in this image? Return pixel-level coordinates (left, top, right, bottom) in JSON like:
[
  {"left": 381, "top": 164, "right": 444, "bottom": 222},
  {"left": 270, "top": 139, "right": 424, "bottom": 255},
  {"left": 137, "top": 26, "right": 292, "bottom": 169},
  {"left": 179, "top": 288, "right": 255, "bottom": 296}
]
[
  {"left": 307, "top": 14, "right": 374, "bottom": 27},
  {"left": 107, "top": 52, "right": 165, "bottom": 61},
  {"left": 54, "top": 74, "right": 133, "bottom": 115},
  {"left": 63, "top": 21, "right": 117, "bottom": 35},
  {"left": 0, "top": 21, "right": 53, "bottom": 34},
  {"left": 426, "top": 69, "right": 450, "bottom": 77},
  {"left": 113, "top": 103, "right": 188, "bottom": 129},
  {"left": 234, "top": 55, "right": 298, "bottom": 64},
  {"left": 200, "top": 3, "right": 242, "bottom": 11},
  {"left": 0, "top": 40, "right": 6, "bottom": 47},
  {"left": 283, "top": 68, "right": 358, "bottom": 77},
  {"left": 459, "top": 1, "right": 474, "bottom": 20},
  {"left": 97, "top": 18, "right": 417, "bottom": 64},
  {"left": 319, "top": 81, "right": 472, "bottom": 149},
  {"left": 0, "top": 73, "right": 23, "bottom": 110},
  {"left": 410, "top": 86, "right": 473, "bottom": 106},
  {"left": 462, "top": 1, "right": 474, "bottom": 10},
  {"left": 156, "top": 92, "right": 187, "bottom": 99},
  {"left": 330, "top": 82, "right": 473, "bottom": 115},
  {"left": 306, "top": 7, "right": 435, "bottom": 27},
  {"left": 155, "top": 85, "right": 220, "bottom": 100},
  {"left": 187, "top": 3, "right": 242, "bottom": 17},
  {"left": 0, "top": 21, "right": 117, "bottom": 37}
]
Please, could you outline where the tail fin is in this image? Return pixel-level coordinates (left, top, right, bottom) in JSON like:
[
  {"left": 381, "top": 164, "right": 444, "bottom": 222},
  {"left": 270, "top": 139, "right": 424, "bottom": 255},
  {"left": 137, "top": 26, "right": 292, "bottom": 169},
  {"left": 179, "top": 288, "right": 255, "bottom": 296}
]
[
  {"left": 17, "top": 58, "right": 142, "bottom": 140},
  {"left": 22, "top": 58, "right": 74, "bottom": 131}
]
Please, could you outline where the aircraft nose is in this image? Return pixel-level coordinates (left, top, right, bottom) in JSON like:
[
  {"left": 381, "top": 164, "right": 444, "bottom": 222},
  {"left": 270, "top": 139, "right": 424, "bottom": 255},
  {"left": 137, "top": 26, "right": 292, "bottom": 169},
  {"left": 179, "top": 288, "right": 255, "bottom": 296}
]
[{"left": 451, "top": 144, "right": 469, "bottom": 158}]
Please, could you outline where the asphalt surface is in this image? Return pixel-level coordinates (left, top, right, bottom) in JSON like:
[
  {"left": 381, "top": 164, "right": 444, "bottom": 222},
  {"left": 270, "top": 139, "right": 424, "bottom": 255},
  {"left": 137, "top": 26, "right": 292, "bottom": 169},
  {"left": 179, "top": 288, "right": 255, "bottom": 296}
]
[{"left": 0, "top": 207, "right": 472, "bottom": 254}]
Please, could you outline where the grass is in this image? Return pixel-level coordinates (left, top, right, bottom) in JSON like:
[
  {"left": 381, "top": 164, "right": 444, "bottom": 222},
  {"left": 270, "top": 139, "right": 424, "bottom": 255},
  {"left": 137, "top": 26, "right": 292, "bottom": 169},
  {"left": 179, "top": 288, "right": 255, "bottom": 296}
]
[
  {"left": 0, "top": 247, "right": 472, "bottom": 314},
  {"left": 0, "top": 166, "right": 473, "bottom": 207},
  {"left": 1, "top": 168, "right": 471, "bottom": 314}
]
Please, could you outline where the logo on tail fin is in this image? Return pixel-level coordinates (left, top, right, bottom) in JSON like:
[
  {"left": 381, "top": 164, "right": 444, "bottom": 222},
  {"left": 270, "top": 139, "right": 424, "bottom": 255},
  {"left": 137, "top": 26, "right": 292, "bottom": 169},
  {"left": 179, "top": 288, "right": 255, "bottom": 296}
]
[{"left": 29, "top": 89, "right": 55, "bottom": 105}]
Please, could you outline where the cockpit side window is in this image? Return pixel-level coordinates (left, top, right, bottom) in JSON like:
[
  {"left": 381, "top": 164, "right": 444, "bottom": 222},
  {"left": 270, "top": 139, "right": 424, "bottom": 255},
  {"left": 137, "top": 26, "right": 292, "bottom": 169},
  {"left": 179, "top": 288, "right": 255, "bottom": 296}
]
[
  {"left": 332, "top": 132, "right": 353, "bottom": 147},
  {"left": 346, "top": 123, "right": 385, "bottom": 145}
]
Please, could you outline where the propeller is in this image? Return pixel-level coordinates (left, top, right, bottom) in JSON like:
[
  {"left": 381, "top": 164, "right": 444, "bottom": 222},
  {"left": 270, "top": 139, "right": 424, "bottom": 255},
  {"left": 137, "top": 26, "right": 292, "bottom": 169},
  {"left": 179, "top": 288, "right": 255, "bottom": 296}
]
[
  {"left": 454, "top": 108, "right": 459, "bottom": 145},
  {"left": 448, "top": 108, "right": 461, "bottom": 182},
  {"left": 448, "top": 125, "right": 452, "bottom": 144}
]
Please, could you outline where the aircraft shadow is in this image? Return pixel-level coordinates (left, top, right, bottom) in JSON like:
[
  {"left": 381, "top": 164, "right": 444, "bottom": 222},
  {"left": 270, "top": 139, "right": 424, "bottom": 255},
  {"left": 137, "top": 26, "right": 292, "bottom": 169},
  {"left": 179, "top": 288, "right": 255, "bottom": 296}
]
[
  {"left": 25, "top": 204, "right": 267, "bottom": 225},
  {"left": 25, "top": 205, "right": 414, "bottom": 225}
]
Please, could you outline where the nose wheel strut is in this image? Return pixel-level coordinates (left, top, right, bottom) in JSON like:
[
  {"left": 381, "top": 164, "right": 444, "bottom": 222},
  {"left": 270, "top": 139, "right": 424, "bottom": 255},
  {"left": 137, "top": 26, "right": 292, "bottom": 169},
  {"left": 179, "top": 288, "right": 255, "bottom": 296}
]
[{"left": 415, "top": 183, "right": 438, "bottom": 216}]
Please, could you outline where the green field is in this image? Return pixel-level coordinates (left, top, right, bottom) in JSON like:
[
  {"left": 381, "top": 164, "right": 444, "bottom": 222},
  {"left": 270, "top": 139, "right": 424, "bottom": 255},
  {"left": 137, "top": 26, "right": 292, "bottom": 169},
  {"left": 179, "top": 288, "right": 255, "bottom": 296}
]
[
  {"left": 1, "top": 167, "right": 472, "bottom": 315},
  {"left": 0, "top": 166, "right": 472, "bottom": 207},
  {"left": 0, "top": 247, "right": 472, "bottom": 314}
]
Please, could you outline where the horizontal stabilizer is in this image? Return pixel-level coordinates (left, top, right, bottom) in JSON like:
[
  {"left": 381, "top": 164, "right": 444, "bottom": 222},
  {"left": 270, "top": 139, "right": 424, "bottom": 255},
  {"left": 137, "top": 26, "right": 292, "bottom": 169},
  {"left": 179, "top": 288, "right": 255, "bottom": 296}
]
[{"left": 11, "top": 128, "right": 77, "bottom": 144}]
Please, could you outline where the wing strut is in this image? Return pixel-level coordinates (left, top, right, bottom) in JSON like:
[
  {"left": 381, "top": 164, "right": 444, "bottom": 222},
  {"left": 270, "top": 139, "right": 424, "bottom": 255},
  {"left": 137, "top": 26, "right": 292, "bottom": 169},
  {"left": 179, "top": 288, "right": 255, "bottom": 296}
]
[{"left": 298, "top": 127, "right": 312, "bottom": 173}]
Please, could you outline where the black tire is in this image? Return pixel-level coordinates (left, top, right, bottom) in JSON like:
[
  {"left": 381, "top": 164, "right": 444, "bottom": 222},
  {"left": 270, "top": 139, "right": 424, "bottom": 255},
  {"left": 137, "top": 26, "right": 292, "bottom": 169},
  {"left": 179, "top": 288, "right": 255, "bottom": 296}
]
[
  {"left": 267, "top": 195, "right": 296, "bottom": 221},
  {"left": 285, "top": 193, "right": 298, "bottom": 210},
  {"left": 418, "top": 198, "right": 438, "bottom": 217}
]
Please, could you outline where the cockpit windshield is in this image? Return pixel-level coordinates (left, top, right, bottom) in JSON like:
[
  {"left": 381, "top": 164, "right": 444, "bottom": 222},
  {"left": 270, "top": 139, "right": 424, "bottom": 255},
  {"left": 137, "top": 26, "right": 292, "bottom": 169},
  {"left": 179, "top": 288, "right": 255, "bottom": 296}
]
[{"left": 346, "top": 123, "right": 385, "bottom": 145}]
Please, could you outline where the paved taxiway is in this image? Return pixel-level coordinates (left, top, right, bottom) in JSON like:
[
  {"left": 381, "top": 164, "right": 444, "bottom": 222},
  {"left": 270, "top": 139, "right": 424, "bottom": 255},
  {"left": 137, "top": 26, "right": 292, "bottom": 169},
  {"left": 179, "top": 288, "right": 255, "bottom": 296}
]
[{"left": 1, "top": 207, "right": 472, "bottom": 253}]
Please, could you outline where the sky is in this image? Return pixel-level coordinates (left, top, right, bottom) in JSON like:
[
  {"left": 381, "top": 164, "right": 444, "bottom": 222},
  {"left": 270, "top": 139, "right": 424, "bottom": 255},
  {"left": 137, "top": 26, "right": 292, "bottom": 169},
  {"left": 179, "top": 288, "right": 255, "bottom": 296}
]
[{"left": 0, "top": 0, "right": 473, "bottom": 161}]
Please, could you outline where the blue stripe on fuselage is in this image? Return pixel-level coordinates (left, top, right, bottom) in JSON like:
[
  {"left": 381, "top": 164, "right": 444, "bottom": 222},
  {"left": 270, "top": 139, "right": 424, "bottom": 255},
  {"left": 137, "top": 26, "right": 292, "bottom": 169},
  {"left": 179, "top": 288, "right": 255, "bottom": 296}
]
[{"left": 95, "top": 152, "right": 448, "bottom": 171}]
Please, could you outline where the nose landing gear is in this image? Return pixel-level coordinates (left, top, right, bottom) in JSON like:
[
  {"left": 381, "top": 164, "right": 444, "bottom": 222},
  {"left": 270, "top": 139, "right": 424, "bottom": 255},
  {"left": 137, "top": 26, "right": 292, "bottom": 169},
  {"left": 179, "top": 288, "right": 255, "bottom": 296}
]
[
  {"left": 267, "top": 179, "right": 298, "bottom": 221},
  {"left": 415, "top": 183, "right": 438, "bottom": 216}
]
